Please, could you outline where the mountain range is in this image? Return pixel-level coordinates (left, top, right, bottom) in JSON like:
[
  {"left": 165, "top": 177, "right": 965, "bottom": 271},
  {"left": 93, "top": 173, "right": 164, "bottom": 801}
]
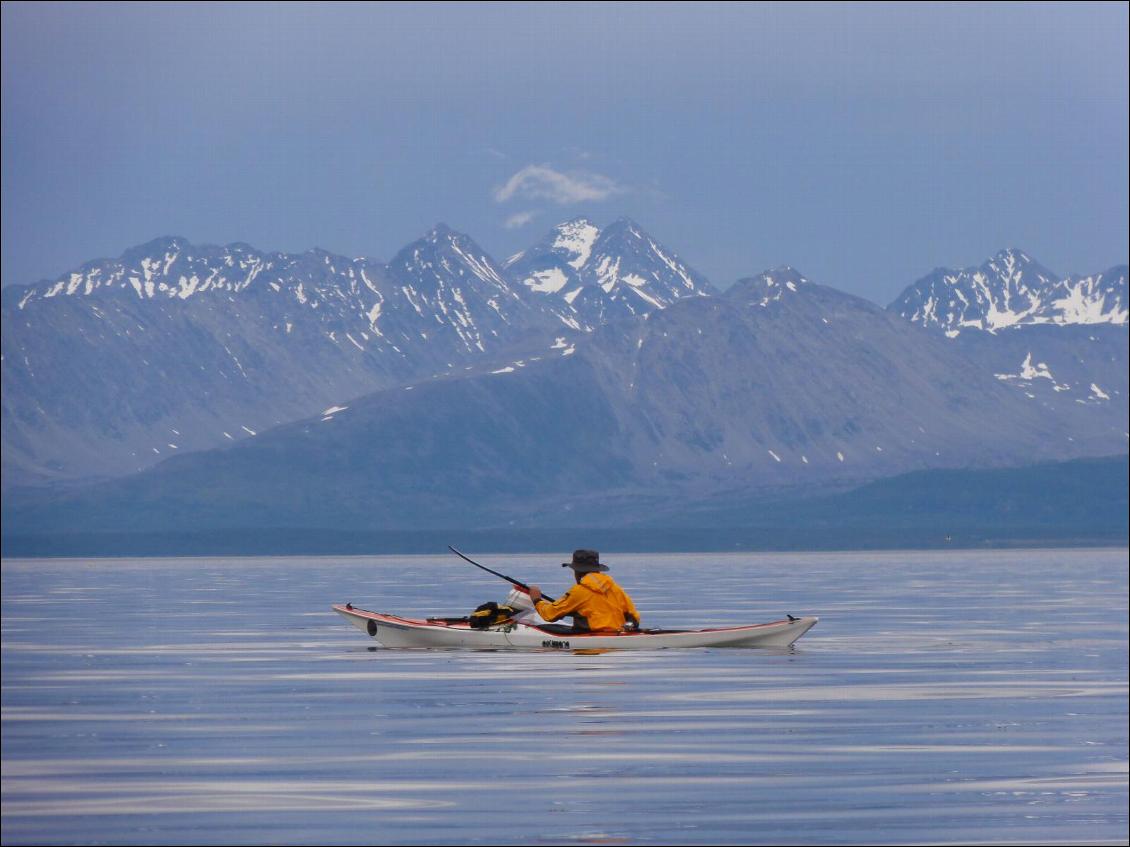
[
  {"left": 2, "top": 223, "right": 1126, "bottom": 541},
  {"left": 3, "top": 218, "right": 712, "bottom": 488}
]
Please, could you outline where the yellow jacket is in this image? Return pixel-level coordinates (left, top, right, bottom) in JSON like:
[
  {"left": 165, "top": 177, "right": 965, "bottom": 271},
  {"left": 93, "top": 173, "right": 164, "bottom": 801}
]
[{"left": 534, "top": 572, "right": 640, "bottom": 631}]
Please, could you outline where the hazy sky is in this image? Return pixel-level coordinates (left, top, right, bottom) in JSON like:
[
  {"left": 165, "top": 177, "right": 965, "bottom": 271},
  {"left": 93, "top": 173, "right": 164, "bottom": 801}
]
[{"left": 2, "top": 2, "right": 1127, "bottom": 302}]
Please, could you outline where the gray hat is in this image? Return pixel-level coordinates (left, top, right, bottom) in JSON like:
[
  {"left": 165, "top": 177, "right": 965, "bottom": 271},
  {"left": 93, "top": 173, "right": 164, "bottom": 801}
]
[{"left": 562, "top": 549, "right": 609, "bottom": 573}]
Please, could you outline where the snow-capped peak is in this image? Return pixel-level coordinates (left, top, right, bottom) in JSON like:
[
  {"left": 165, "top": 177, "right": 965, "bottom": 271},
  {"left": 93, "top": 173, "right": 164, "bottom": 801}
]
[
  {"left": 550, "top": 218, "right": 601, "bottom": 270},
  {"left": 504, "top": 217, "right": 715, "bottom": 332},
  {"left": 888, "top": 250, "right": 1126, "bottom": 335}
]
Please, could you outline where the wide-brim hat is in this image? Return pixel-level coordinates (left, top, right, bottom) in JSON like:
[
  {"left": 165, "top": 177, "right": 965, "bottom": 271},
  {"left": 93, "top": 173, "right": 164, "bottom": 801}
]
[{"left": 562, "top": 549, "right": 609, "bottom": 573}]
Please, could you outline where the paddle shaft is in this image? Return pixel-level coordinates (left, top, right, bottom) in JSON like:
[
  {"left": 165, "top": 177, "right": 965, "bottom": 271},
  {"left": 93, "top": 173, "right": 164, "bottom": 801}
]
[{"left": 447, "top": 546, "right": 557, "bottom": 604}]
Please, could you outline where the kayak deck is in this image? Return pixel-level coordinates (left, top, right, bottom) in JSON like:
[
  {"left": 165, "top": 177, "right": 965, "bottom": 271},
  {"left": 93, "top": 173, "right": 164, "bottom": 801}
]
[{"left": 333, "top": 604, "right": 818, "bottom": 650}]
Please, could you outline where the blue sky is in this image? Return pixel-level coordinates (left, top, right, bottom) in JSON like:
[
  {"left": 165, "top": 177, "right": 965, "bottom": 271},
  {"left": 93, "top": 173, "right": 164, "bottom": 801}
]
[{"left": 2, "top": 2, "right": 1127, "bottom": 302}]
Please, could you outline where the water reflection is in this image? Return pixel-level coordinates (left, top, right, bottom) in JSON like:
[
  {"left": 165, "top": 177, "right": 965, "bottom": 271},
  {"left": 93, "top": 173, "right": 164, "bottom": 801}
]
[{"left": 2, "top": 549, "right": 1127, "bottom": 845}]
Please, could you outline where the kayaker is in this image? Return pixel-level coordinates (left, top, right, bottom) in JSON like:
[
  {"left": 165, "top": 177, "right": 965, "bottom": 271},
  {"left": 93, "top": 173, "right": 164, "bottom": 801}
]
[{"left": 528, "top": 549, "right": 641, "bottom": 632}]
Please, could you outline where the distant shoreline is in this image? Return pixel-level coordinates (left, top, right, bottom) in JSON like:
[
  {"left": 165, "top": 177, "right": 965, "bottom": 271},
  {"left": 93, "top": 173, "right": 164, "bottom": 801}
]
[
  {"left": 3, "top": 528, "right": 1127, "bottom": 559},
  {"left": 7, "top": 455, "right": 1125, "bottom": 558}
]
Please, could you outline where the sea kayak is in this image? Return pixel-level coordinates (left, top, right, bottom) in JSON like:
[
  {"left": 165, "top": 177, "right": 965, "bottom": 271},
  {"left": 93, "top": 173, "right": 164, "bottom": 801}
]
[{"left": 332, "top": 604, "right": 818, "bottom": 649}]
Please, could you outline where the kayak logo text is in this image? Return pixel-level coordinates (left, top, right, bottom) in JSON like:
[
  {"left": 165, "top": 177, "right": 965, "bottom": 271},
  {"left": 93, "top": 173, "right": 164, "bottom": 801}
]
[{"left": 541, "top": 639, "right": 570, "bottom": 649}]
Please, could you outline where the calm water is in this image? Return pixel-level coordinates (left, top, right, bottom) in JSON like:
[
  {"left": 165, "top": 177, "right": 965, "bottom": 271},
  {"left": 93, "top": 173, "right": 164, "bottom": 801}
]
[{"left": 2, "top": 549, "right": 1127, "bottom": 845}]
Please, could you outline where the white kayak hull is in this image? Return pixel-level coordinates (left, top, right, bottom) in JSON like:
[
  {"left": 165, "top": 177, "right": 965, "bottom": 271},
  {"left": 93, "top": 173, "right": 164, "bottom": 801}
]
[{"left": 333, "top": 604, "right": 818, "bottom": 650}]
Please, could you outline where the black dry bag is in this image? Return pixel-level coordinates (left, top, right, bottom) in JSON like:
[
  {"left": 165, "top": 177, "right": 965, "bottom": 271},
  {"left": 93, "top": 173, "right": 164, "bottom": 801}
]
[{"left": 468, "top": 602, "right": 518, "bottom": 629}]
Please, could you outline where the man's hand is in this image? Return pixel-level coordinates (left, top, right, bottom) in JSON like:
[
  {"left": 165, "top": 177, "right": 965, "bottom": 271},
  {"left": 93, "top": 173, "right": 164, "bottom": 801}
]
[{"left": 528, "top": 585, "right": 542, "bottom": 602}]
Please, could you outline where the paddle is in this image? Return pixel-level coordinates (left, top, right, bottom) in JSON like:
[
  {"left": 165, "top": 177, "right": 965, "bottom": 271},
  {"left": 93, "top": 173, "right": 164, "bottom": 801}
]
[{"left": 447, "top": 545, "right": 557, "bottom": 603}]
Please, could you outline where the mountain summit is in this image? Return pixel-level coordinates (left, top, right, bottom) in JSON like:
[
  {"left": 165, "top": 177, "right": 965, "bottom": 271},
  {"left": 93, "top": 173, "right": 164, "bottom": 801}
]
[
  {"left": 889, "top": 249, "right": 1127, "bottom": 336},
  {"left": 725, "top": 266, "right": 812, "bottom": 308},
  {"left": 505, "top": 217, "right": 715, "bottom": 330}
]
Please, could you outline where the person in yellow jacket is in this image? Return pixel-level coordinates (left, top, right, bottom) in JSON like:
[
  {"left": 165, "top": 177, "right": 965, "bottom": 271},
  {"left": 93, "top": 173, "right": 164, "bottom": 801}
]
[{"left": 528, "top": 549, "right": 641, "bottom": 632}]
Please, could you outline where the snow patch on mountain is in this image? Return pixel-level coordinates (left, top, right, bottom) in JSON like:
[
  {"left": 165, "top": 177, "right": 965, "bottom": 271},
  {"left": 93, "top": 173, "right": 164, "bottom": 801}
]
[
  {"left": 1050, "top": 271, "right": 1128, "bottom": 326},
  {"left": 994, "top": 353, "right": 1084, "bottom": 396},
  {"left": 552, "top": 219, "right": 601, "bottom": 270},
  {"left": 1090, "top": 383, "right": 1111, "bottom": 401},
  {"left": 526, "top": 268, "right": 570, "bottom": 294}
]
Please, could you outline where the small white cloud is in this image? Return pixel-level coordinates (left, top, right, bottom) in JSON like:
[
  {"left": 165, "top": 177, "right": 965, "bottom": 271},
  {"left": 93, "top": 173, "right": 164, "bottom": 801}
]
[
  {"left": 494, "top": 164, "right": 625, "bottom": 205},
  {"left": 504, "top": 210, "right": 538, "bottom": 229}
]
